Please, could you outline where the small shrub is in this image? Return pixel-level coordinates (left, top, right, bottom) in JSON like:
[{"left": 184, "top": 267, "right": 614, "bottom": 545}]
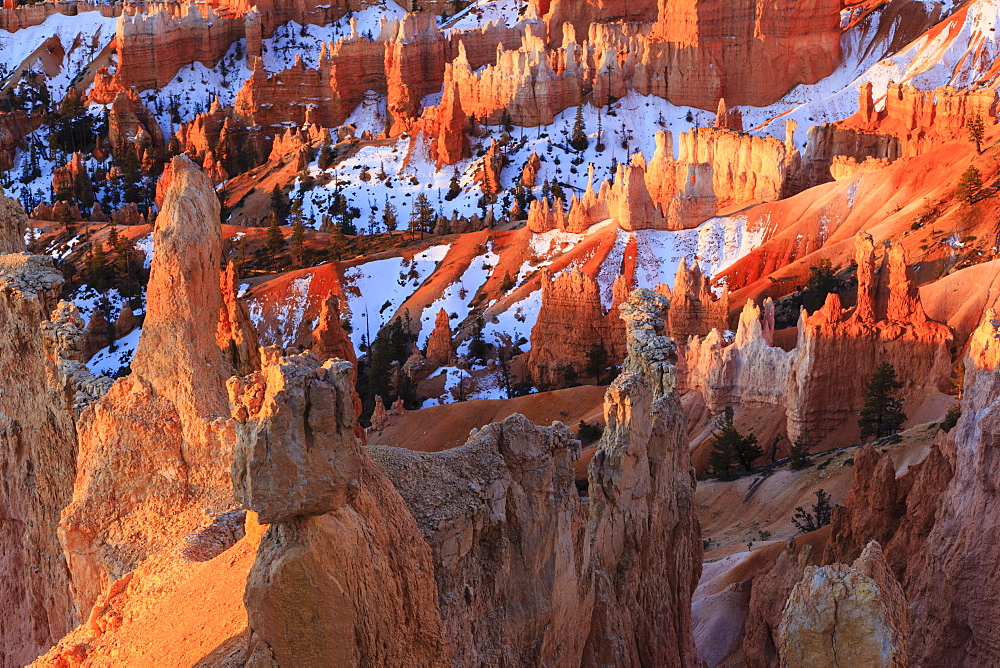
[{"left": 791, "top": 489, "right": 833, "bottom": 534}]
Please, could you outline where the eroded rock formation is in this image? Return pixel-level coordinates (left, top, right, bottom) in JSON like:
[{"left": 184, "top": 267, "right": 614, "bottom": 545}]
[
  {"left": 584, "top": 288, "right": 701, "bottom": 664},
  {"left": 228, "top": 350, "right": 449, "bottom": 665},
  {"left": 59, "top": 156, "right": 236, "bottom": 619},
  {"left": 217, "top": 261, "right": 260, "bottom": 377},
  {"left": 527, "top": 269, "right": 626, "bottom": 388},
  {"left": 370, "top": 414, "right": 592, "bottom": 665},
  {"left": 0, "top": 254, "right": 81, "bottom": 665},
  {"left": 906, "top": 311, "right": 1000, "bottom": 664},
  {"left": 779, "top": 541, "right": 909, "bottom": 667},
  {"left": 683, "top": 234, "right": 953, "bottom": 444}
]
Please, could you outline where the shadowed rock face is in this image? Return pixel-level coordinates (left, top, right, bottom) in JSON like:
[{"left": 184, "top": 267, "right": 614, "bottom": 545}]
[
  {"left": 779, "top": 541, "right": 909, "bottom": 668},
  {"left": 59, "top": 155, "right": 238, "bottom": 620},
  {"left": 905, "top": 311, "right": 1000, "bottom": 664},
  {"left": 229, "top": 350, "right": 449, "bottom": 666},
  {"left": 373, "top": 287, "right": 703, "bottom": 666},
  {"left": 370, "top": 414, "right": 593, "bottom": 666},
  {"left": 0, "top": 253, "right": 80, "bottom": 666},
  {"left": 0, "top": 187, "right": 26, "bottom": 254}
]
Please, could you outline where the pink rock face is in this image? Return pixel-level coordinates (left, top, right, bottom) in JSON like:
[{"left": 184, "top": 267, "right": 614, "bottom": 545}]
[
  {"left": 906, "top": 311, "right": 1000, "bottom": 664},
  {"left": 666, "top": 258, "right": 729, "bottom": 346}
]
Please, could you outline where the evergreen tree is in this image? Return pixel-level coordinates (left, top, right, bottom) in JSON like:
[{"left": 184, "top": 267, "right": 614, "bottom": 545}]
[
  {"left": 58, "top": 203, "right": 74, "bottom": 235},
  {"left": 290, "top": 214, "right": 306, "bottom": 268},
  {"left": 791, "top": 489, "right": 833, "bottom": 533},
  {"left": 382, "top": 198, "right": 398, "bottom": 232},
  {"left": 265, "top": 210, "right": 286, "bottom": 260},
  {"left": 115, "top": 143, "right": 145, "bottom": 207},
  {"left": 327, "top": 226, "right": 349, "bottom": 262},
  {"left": 86, "top": 240, "right": 110, "bottom": 292},
  {"left": 707, "top": 406, "right": 762, "bottom": 479},
  {"left": 570, "top": 101, "right": 588, "bottom": 152},
  {"left": 789, "top": 430, "right": 812, "bottom": 470},
  {"left": 956, "top": 165, "right": 983, "bottom": 204},
  {"left": 445, "top": 167, "right": 462, "bottom": 201},
  {"left": 802, "top": 259, "right": 837, "bottom": 312},
  {"left": 859, "top": 361, "right": 907, "bottom": 439},
  {"left": 585, "top": 343, "right": 608, "bottom": 384},
  {"left": 270, "top": 185, "right": 291, "bottom": 223},
  {"left": 968, "top": 113, "right": 985, "bottom": 154},
  {"left": 409, "top": 192, "right": 435, "bottom": 238}
]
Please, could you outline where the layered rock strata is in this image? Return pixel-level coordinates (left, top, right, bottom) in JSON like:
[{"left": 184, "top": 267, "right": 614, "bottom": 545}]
[{"left": 526, "top": 269, "right": 627, "bottom": 388}]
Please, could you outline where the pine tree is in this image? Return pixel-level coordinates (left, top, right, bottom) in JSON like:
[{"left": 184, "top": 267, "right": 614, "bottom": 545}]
[
  {"left": 382, "top": 198, "right": 398, "bottom": 232},
  {"left": 265, "top": 210, "right": 286, "bottom": 260},
  {"left": 968, "top": 113, "right": 985, "bottom": 154},
  {"left": 956, "top": 165, "right": 983, "bottom": 204},
  {"left": 789, "top": 430, "right": 812, "bottom": 470},
  {"left": 86, "top": 241, "right": 110, "bottom": 292},
  {"left": 585, "top": 343, "right": 608, "bottom": 384},
  {"left": 859, "top": 361, "right": 907, "bottom": 440},
  {"left": 327, "top": 226, "right": 349, "bottom": 262},
  {"left": 570, "top": 101, "right": 588, "bottom": 152},
  {"left": 290, "top": 215, "right": 306, "bottom": 268},
  {"left": 410, "top": 192, "right": 434, "bottom": 238},
  {"left": 270, "top": 185, "right": 290, "bottom": 223},
  {"left": 707, "top": 406, "right": 762, "bottom": 479},
  {"left": 445, "top": 167, "right": 461, "bottom": 201},
  {"left": 791, "top": 489, "right": 833, "bottom": 534}
]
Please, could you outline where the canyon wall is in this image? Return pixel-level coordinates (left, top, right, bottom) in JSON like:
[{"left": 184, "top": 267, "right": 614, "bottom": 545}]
[{"left": 905, "top": 311, "right": 1000, "bottom": 664}]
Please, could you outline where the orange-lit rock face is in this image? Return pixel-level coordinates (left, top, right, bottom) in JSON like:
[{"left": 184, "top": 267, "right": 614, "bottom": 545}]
[
  {"left": 527, "top": 269, "right": 626, "bottom": 388},
  {"left": 51, "top": 153, "right": 94, "bottom": 205},
  {"left": 425, "top": 307, "right": 455, "bottom": 367},
  {"left": 787, "top": 234, "right": 953, "bottom": 443},
  {"left": 59, "top": 156, "right": 237, "bottom": 620},
  {"left": 218, "top": 261, "right": 261, "bottom": 377},
  {"left": 231, "top": 350, "right": 449, "bottom": 665}
]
